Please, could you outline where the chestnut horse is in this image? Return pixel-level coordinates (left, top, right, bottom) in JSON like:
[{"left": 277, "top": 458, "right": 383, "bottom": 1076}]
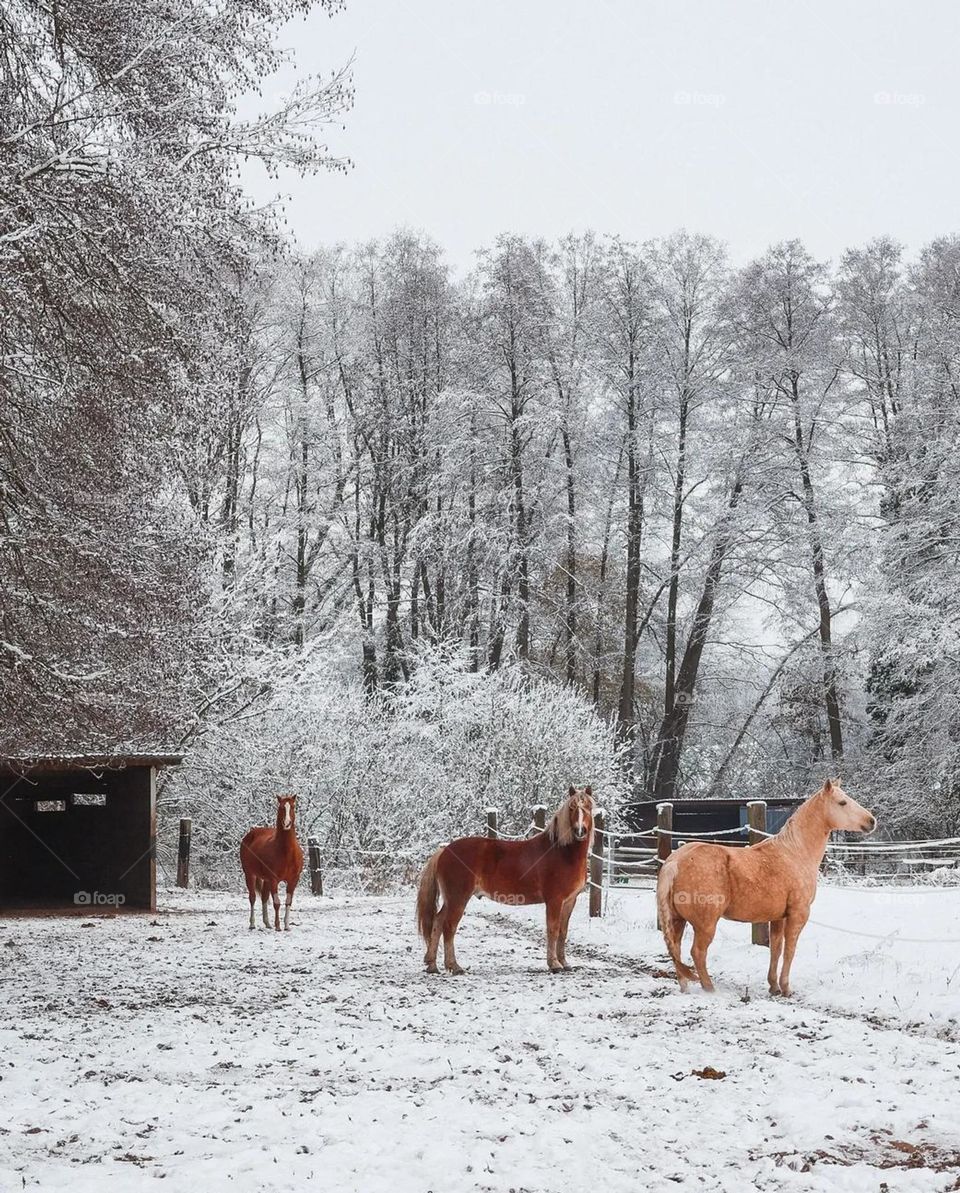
[
  {"left": 417, "top": 786, "right": 594, "bottom": 974},
  {"left": 657, "top": 778, "right": 876, "bottom": 996},
  {"left": 240, "top": 794, "right": 304, "bottom": 931}
]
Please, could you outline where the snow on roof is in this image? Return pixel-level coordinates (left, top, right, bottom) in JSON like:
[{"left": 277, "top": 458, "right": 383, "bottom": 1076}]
[{"left": 0, "top": 754, "right": 183, "bottom": 775}]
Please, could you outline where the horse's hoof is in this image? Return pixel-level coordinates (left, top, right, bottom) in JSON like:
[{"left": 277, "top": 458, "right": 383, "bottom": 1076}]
[
  {"left": 425, "top": 963, "right": 439, "bottom": 974},
  {"left": 446, "top": 965, "right": 466, "bottom": 976}
]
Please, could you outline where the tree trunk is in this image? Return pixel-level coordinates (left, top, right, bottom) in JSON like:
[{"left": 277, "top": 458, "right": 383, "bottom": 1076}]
[
  {"left": 664, "top": 390, "right": 689, "bottom": 722},
  {"left": 562, "top": 425, "right": 577, "bottom": 684},
  {"left": 790, "top": 376, "right": 843, "bottom": 762},
  {"left": 618, "top": 366, "right": 643, "bottom": 735},
  {"left": 510, "top": 407, "right": 530, "bottom": 660},
  {"left": 650, "top": 476, "right": 744, "bottom": 799}
]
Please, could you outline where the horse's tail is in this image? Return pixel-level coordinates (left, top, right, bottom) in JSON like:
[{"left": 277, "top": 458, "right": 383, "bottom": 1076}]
[
  {"left": 656, "top": 854, "right": 679, "bottom": 944},
  {"left": 416, "top": 848, "right": 444, "bottom": 943}
]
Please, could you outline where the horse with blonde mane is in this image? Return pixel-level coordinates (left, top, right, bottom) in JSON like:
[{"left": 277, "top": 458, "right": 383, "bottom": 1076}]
[
  {"left": 417, "top": 786, "right": 594, "bottom": 974},
  {"left": 657, "top": 779, "right": 876, "bottom": 995}
]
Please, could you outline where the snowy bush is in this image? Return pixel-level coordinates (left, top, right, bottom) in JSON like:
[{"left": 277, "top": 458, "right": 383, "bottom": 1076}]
[{"left": 160, "top": 648, "right": 625, "bottom": 890}]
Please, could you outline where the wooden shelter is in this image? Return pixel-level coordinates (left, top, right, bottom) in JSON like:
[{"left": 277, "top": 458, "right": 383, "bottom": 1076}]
[
  {"left": 0, "top": 754, "right": 182, "bottom": 914},
  {"left": 625, "top": 796, "right": 804, "bottom": 845}
]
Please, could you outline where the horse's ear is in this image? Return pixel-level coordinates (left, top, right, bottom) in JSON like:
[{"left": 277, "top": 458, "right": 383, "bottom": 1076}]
[
  {"left": 568, "top": 785, "right": 575, "bottom": 799},
  {"left": 822, "top": 778, "right": 833, "bottom": 793},
  {"left": 585, "top": 786, "right": 592, "bottom": 797}
]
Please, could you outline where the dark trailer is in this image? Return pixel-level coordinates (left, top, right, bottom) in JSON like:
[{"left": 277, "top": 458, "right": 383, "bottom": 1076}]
[{"left": 0, "top": 754, "right": 182, "bottom": 914}]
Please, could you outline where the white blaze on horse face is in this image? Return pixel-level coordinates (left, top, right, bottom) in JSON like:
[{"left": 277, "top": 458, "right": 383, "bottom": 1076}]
[
  {"left": 572, "top": 796, "right": 591, "bottom": 841},
  {"left": 281, "top": 799, "right": 293, "bottom": 830},
  {"left": 825, "top": 783, "right": 876, "bottom": 834}
]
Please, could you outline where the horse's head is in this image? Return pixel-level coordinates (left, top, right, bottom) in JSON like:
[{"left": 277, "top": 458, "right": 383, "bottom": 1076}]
[
  {"left": 817, "top": 778, "right": 876, "bottom": 834},
  {"left": 549, "top": 785, "right": 594, "bottom": 846},
  {"left": 276, "top": 794, "right": 297, "bottom": 831}
]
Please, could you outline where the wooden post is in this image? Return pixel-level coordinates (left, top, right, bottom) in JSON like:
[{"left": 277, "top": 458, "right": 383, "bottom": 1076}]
[
  {"left": 655, "top": 803, "right": 673, "bottom": 929},
  {"left": 589, "top": 809, "right": 606, "bottom": 917},
  {"left": 747, "top": 800, "right": 769, "bottom": 946},
  {"left": 656, "top": 803, "right": 673, "bottom": 865},
  {"left": 532, "top": 804, "right": 546, "bottom": 833},
  {"left": 308, "top": 836, "right": 323, "bottom": 896},
  {"left": 486, "top": 808, "right": 499, "bottom": 839},
  {"left": 176, "top": 817, "right": 191, "bottom": 889}
]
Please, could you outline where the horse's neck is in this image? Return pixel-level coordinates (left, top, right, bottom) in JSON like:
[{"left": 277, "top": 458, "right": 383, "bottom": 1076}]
[
  {"left": 273, "top": 821, "right": 297, "bottom": 847},
  {"left": 778, "top": 798, "right": 831, "bottom": 868}
]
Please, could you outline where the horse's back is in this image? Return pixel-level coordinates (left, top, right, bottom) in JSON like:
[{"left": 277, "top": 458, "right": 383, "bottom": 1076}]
[
  {"left": 241, "top": 825, "right": 271, "bottom": 852},
  {"left": 668, "top": 839, "right": 795, "bottom": 924},
  {"left": 240, "top": 826, "right": 276, "bottom": 874},
  {"left": 437, "top": 833, "right": 581, "bottom": 905}
]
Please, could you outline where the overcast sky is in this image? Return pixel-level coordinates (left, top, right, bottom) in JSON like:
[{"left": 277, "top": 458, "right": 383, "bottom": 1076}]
[{"left": 241, "top": 0, "right": 959, "bottom": 273}]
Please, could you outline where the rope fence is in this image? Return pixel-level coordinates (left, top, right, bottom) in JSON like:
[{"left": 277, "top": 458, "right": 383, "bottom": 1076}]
[{"left": 173, "top": 797, "right": 960, "bottom": 905}]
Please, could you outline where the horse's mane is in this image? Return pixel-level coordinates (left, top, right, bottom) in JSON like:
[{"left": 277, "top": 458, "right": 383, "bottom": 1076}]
[
  {"left": 779, "top": 780, "right": 832, "bottom": 847},
  {"left": 547, "top": 791, "right": 580, "bottom": 846}
]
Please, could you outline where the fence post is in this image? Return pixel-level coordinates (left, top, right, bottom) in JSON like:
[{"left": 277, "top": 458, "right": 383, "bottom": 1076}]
[
  {"left": 589, "top": 809, "right": 606, "bottom": 917},
  {"left": 747, "top": 800, "right": 769, "bottom": 946},
  {"left": 176, "top": 817, "right": 192, "bottom": 889},
  {"left": 655, "top": 803, "right": 673, "bottom": 929},
  {"left": 486, "top": 808, "right": 499, "bottom": 839},
  {"left": 532, "top": 804, "right": 546, "bottom": 834},
  {"left": 308, "top": 836, "right": 323, "bottom": 896}
]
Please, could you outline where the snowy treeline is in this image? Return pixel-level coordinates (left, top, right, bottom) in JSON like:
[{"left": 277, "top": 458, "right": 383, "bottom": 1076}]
[
  {"left": 3, "top": 3, "right": 959, "bottom": 854},
  {"left": 170, "top": 231, "right": 960, "bottom": 842}
]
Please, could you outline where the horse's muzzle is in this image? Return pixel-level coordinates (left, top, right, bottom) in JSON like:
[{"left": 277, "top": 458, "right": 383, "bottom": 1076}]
[{"left": 861, "top": 814, "right": 877, "bottom": 833}]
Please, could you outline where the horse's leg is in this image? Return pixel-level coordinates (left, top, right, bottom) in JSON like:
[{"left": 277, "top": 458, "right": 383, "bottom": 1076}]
[
  {"left": 442, "top": 898, "right": 469, "bottom": 975},
  {"left": 767, "top": 918, "right": 786, "bottom": 995},
  {"left": 557, "top": 895, "right": 577, "bottom": 969},
  {"left": 777, "top": 910, "right": 809, "bottom": 997},
  {"left": 283, "top": 878, "right": 297, "bottom": 931},
  {"left": 271, "top": 884, "right": 282, "bottom": 932},
  {"left": 424, "top": 903, "right": 446, "bottom": 973},
  {"left": 690, "top": 919, "right": 718, "bottom": 993},
  {"left": 260, "top": 880, "right": 271, "bottom": 928},
  {"left": 545, "top": 897, "right": 565, "bottom": 972},
  {"left": 664, "top": 914, "right": 698, "bottom": 991},
  {"left": 245, "top": 874, "right": 257, "bottom": 930}
]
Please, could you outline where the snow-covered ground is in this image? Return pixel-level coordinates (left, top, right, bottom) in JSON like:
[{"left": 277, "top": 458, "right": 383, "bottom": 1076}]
[{"left": 2, "top": 884, "right": 960, "bottom": 1192}]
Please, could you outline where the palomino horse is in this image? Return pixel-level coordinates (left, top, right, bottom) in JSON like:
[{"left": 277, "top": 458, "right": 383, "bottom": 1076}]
[
  {"left": 657, "top": 779, "right": 876, "bottom": 996},
  {"left": 240, "top": 794, "right": 304, "bottom": 931},
  {"left": 417, "top": 787, "right": 594, "bottom": 974}
]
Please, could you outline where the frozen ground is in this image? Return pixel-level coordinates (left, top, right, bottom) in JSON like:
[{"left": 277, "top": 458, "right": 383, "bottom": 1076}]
[{"left": 1, "top": 884, "right": 960, "bottom": 1192}]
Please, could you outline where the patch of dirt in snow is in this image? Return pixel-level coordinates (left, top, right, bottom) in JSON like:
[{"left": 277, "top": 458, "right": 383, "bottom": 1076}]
[{"left": 0, "top": 892, "right": 959, "bottom": 1192}]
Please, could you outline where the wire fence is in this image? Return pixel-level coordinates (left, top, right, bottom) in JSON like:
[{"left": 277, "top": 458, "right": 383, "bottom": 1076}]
[
  {"left": 593, "top": 820, "right": 960, "bottom": 897},
  {"left": 171, "top": 801, "right": 960, "bottom": 897}
]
